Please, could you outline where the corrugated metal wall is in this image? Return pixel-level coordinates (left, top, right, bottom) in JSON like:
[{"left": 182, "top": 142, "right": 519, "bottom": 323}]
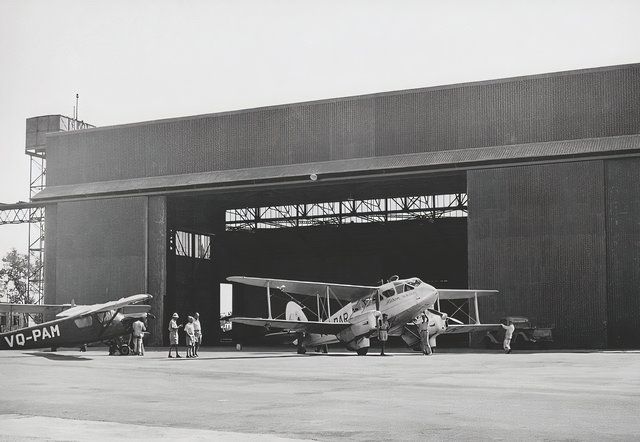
[
  {"left": 47, "top": 65, "right": 640, "bottom": 187},
  {"left": 605, "top": 158, "right": 640, "bottom": 348},
  {"left": 52, "top": 197, "right": 147, "bottom": 304},
  {"left": 468, "top": 161, "right": 607, "bottom": 348}
]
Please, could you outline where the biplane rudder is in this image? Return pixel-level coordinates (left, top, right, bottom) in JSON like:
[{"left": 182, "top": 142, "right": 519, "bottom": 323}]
[{"left": 285, "top": 301, "right": 308, "bottom": 322}]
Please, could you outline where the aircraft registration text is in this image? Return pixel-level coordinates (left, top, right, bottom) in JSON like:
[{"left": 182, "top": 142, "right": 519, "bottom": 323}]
[{"left": 3, "top": 324, "right": 61, "bottom": 348}]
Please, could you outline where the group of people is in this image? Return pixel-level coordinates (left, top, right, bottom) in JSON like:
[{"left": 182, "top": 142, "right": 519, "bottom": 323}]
[{"left": 168, "top": 312, "right": 203, "bottom": 358}]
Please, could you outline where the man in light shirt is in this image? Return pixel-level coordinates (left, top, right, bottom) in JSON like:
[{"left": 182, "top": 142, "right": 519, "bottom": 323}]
[
  {"left": 417, "top": 314, "right": 432, "bottom": 355},
  {"left": 132, "top": 317, "right": 146, "bottom": 356},
  {"left": 168, "top": 313, "right": 182, "bottom": 358},
  {"left": 501, "top": 319, "right": 516, "bottom": 354},
  {"left": 193, "top": 312, "right": 202, "bottom": 357}
]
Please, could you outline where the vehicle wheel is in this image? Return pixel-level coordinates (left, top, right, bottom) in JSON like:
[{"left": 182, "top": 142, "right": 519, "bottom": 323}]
[
  {"left": 322, "top": 345, "right": 329, "bottom": 354},
  {"left": 119, "top": 345, "right": 130, "bottom": 356},
  {"left": 356, "top": 347, "right": 368, "bottom": 356},
  {"left": 297, "top": 347, "right": 306, "bottom": 355}
]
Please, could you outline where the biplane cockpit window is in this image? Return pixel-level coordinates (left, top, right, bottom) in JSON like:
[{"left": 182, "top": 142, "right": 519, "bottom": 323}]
[
  {"left": 393, "top": 282, "right": 405, "bottom": 294},
  {"left": 382, "top": 288, "right": 395, "bottom": 298},
  {"left": 74, "top": 316, "right": 93, "bottom": 328}
]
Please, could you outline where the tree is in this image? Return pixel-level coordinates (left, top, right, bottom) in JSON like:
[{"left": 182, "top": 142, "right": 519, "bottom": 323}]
[{"left": 0, "top": 249, "right": 33, "bottom": 304}]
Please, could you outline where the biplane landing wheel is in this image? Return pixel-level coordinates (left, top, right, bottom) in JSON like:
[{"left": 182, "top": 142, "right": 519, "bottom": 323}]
[
  {"left": 356, "top": 347, "right": 368, "bottom": 356},
  {"left": 322, "top": 345, "right": 329, "bottom": 354},
  {"left": 297, "top": 347, "right": 306, "bottom": 355},
  {"left": 119, "top": 345, "right": 130, "bottom": 356}
]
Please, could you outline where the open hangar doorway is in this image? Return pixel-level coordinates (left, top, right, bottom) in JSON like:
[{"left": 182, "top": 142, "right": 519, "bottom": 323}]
[{"left": 165, "top": 171, "right": 470, "bottom": 347}]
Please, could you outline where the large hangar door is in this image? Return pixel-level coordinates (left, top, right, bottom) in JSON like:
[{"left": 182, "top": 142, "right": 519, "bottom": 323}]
[
  {"left": 167, "top": 175, "right": 468, "bottom": 347},
  {"left": 166, "top": 230, "right": 221, "bottom": 345},
  {"left": 166, "top": 200, "right": 227, "bottom": 345}
]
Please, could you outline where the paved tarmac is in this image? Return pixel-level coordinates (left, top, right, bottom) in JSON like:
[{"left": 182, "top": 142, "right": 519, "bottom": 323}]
[{"left": 0, "top": 347, "right": 639, "bottom": 441}]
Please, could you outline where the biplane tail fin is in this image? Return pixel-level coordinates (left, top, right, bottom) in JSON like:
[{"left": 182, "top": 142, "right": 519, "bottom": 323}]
[{"left": 285, "top": 301, "right": 308, "bottom": 322}]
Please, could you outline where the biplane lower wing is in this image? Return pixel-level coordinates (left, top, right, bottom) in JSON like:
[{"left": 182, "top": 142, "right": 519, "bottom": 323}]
[
  {"left": 437, "top": 289, "right": 498, "bottom": 300},
  {"left": 436, "top": 324, "right": 504, "bottom": 335},
  {"left": 232, "top": 317, "right": 351, "bottom": 335},
  {"left": 227, "top": 276, "right": 376, "bottom": 302}
]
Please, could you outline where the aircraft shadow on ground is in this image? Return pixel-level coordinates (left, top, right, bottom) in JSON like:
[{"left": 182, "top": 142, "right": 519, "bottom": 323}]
[
  {"left": 26, "top": 352, "right": 92, "bottom": 361},
  {"left": 162, "top": 353, "right": 357, "bottom": 361}
]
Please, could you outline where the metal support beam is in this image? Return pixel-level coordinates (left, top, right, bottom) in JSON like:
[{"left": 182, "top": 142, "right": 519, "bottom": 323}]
[
  {"left": 266, "top": 282, "right": 272, "bottom": 319},
  {"left": 473, "top": 292, "right": 480, "bottom": 325}
]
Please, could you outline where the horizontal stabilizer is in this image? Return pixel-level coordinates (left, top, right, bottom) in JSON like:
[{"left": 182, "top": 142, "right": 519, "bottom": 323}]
[
  {"left": 438, "top": 289, "right": 498, "bottom": 300},
  {"left": 232, "top": 317, "right": 350, "bottom": 335}
]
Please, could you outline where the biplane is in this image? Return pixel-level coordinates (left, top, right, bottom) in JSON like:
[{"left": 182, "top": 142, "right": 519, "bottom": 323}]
[
  {"left": 0, "top": 294, "right": 152, "bottom": 354},
  {"left": 228, "top": 275, "right": 502, "bottom": 355}
]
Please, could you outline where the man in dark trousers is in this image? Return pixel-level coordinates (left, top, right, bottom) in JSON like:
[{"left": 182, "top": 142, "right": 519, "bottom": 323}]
[{"left": 379, "top": 314, "right": 390, "bottom": 356}]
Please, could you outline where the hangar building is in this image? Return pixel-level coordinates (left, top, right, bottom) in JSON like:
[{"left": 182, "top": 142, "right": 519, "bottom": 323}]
[{"left": 33, "top": 63, "right": 640, "bottom": 349}]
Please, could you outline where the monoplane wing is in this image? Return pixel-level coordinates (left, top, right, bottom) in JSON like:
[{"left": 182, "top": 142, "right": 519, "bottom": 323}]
[
  {"left": 232, "top": 317, "right": 351, "bottom": 335},
  {"left": 437, "top": 289, "right": 498, "bottom": 300},
  {"left": 56, "top": 294, "right": 152, "bottom": 318},
  {"left": 227, "top": 276, "right": 376, "bottom": 302}
]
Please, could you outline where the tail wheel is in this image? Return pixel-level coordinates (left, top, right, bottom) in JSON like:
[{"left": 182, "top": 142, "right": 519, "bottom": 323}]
[{"left": 356, "top": 347, "right": 369, "bottom": 356}]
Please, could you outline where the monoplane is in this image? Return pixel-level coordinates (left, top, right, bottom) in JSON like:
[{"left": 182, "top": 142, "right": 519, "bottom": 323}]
[
  {"left": 228, "top": 276, "right": 501, "bottom": 355},
  {"left": 0, "top": 294, "right": 152, "bottom": 354}
]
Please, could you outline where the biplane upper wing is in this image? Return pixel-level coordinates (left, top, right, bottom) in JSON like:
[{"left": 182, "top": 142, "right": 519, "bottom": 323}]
[
  {"left": 437, "top": 289, "right": 498, "bottom": 300},
  {"left": 232, "top": 317, "right": 351, "bottom": 335},
  {"left": 227, "top": 276, "right": 377, "bottom": 302}
]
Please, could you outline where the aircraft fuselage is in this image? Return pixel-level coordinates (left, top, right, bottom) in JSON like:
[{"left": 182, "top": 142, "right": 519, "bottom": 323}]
[
  {"left": 304, "top": 278, "right": 438, "bottom": 347},
  {"left": 0, "top": 310, "right": 133, "bottom": 350}
]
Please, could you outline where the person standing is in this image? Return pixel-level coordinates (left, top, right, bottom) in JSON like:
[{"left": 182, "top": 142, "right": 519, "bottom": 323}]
[
  {"left": 132, "top": 317, "right": 147, "bottom": 356},
  {"left": 501, "top": 319, "right": 516, "bottom": 354},
  {"left": 379, "top": 314, "right": 390, "bottom": 356},
  {"left": 193, "top": 312, "right": 202, "bottom": 357},
  {"left": 168, "top": 313, "right": 182, "bottom": 358},
  {"left": 417, "top": 314, "right": 432, "bottom": 355},
  {"left": 184, "top": 316, "right": 196, "bottom": 358}
]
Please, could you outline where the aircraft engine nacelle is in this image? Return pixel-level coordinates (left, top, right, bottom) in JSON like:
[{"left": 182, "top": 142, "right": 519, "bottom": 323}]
[
  {"left": 337, "top": 311, "right": 379, "bottom": 344},
  {"left": 425, "top": 310, "right": 446, "bottom": 335}
]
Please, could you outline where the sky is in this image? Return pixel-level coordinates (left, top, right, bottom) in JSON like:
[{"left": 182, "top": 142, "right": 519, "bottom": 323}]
[{"left": 0, "top": 0, "right": 639, "bottom": 261}]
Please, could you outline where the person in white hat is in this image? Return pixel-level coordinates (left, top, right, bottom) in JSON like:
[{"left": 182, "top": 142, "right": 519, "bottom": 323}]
[
  {"left": 168, "top": 312, "right": 182, "bottom": 358},
  {"left": 184, "top": 316, "right": 196, "bottom": 358}
]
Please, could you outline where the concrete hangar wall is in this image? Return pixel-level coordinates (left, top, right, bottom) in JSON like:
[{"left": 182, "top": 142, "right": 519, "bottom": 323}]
[{"left": 35, "top": 64, "right": 640, "bottom": 348}]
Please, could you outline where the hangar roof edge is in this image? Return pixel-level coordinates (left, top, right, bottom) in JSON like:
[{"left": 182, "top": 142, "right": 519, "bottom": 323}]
[
  {"left": 45, "top": 63, "right": 640, "bottom": 138},
  {"left": 32, "top": 134, "right": 640, "bottom": 204}
]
